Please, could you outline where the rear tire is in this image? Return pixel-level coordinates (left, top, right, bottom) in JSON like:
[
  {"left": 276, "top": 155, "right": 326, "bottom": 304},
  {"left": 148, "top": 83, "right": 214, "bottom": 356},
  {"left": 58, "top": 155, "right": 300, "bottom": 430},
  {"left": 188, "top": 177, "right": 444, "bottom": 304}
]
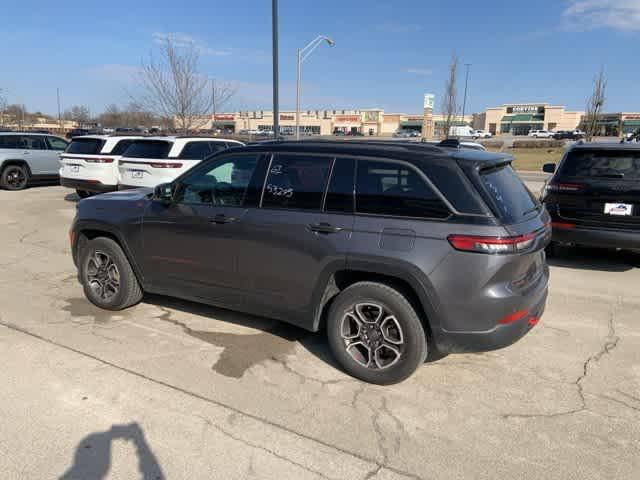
[
  {"left": 327, "top": 282, "right": 427, "bottom": 385},
  {"left": 76, "top": 189, "right": 92, "bottom": 199},
  {"left": 79, "top": 237, "right": 143, "bottom": 310},
  {"left": 1, "top": 164, "right": 29, "bottom": 190}
]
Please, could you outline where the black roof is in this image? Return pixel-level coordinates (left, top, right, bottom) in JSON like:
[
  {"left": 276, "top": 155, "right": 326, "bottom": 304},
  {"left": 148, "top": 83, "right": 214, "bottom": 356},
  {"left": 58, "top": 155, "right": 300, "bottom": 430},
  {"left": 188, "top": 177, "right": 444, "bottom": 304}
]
[
  {"left": 571, "top": 141, "right": 640, "bottom": 151},
  {"left": 236, "top": 139, "right": 509, "bottom": 167}
]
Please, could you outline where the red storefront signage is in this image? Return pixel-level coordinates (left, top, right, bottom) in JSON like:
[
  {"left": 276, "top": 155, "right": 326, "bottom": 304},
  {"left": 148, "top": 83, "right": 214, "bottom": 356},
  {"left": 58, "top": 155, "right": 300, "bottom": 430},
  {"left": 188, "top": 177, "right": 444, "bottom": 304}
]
[
  {"left": 214, "top": 115, "right": 235, "bottom": 121},
  {"left": 334, "top": 115, "right": 360, "bottom": 123}
]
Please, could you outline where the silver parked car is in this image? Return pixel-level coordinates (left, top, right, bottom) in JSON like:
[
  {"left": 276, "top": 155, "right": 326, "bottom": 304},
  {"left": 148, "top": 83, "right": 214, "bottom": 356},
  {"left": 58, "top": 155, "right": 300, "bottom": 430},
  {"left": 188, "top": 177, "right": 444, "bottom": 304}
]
[{"left": 0, "top": 132, "right": 68, "bottom": 190}]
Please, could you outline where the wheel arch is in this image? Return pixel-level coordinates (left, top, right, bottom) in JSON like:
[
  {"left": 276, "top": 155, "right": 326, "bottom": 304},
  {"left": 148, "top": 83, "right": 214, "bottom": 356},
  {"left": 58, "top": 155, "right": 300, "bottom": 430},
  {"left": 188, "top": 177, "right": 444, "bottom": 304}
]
[
  {"left": 311, "top": 264, "right": 442, "bottom": 338},
  {"left": 74, "top": 220, "right": 146, "bottom": 288},
  {"left": 1, "top": 159, "right": 32, "bottom": 176}
]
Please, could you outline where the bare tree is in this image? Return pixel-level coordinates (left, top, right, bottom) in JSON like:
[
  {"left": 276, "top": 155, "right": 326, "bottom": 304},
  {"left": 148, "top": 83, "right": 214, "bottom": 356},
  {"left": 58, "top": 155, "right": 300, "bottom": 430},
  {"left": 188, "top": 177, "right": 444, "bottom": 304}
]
[
  {"left": 583, "top": 68, "right": 607, "bottom": 142},
  {"left": 440, "top": 52, "right": 459, "bottom": 139},
  {"left": 0, "top": 89, "right": 7, "bottom": 127},
  {"left": 133, "top": 36, "right": 227, "bottom": 134},
  {"left": 63, "top": 105, "right": 91, "bottom": 127},
  {"left": 210, "top": 78, "right": 236, "bottom": 118}
]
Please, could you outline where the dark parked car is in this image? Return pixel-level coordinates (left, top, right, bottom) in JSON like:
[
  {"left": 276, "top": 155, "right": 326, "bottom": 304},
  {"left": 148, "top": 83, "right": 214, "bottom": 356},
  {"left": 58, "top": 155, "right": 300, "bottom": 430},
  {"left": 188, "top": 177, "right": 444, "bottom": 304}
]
[
  {"left": 66, "top": 128, "right": 92, "bottom": 139},
  {"left": 69, "top": 141, "right": 550, "bottom": 384},
  {"left": 542, "top": 142, "right": 640, "bottom": 254},
  {"left": 552, "top": 130, "right": 585, "bottom": 140}
]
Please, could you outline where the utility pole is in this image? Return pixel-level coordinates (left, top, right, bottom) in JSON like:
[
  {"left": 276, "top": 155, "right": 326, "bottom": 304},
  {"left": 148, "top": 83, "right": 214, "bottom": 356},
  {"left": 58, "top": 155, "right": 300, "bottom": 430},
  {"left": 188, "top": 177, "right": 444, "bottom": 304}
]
[
  {"left": 272, "top": 0, "right": 280, "bottom": 137},
  {"left": 57, "top": 88, "right": 62, "bottom": 134},
  {"left": 211, "top": 79, "right": 216, "bottom": 132},
  {"left": 461, "top": 63, "right": 471, "bottom": 125}
]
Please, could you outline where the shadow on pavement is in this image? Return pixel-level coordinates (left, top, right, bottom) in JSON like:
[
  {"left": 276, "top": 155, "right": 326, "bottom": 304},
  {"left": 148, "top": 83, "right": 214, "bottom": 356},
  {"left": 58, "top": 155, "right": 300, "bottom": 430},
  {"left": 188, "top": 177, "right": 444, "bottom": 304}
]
[
  {"left": 59, "top": 422, "right": 164, "bottom": 480},
  {"left": 547, "top": 245, "right": 638, "bottom": 272},
  {"left": 144, "top": 294, "right": 342, "bottom": 377}
]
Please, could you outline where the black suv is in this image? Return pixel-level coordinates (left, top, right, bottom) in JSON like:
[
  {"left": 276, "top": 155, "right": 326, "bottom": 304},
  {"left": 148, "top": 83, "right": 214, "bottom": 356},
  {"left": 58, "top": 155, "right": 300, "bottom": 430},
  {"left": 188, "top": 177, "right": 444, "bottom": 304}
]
[
  {"left": 542, "top": 142, "right": 640, "bottom": 253},
  {"left": 70, "top": 141, "right": 550, "bottom": 384}
]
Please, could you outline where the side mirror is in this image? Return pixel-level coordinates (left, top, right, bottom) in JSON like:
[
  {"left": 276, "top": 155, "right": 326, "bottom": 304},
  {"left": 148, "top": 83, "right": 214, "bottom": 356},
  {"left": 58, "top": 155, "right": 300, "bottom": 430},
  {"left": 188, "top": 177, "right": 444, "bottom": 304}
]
[
  {"left": 153, "top": 183, "right": 174, "bottom": 204},
  {"left": 542, "top": 163, "right": 556, "bottom": 174}
]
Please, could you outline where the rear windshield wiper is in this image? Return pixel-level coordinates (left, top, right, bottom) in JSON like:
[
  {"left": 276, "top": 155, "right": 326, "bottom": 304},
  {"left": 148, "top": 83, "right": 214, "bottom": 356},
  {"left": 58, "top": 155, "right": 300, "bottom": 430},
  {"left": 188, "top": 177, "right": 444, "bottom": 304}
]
[
  {"left": 594, "top": 173, "right": 625, "bottom": 178},
  {"left": 522, "top": 204, "right": 543, "bottom": 217}
]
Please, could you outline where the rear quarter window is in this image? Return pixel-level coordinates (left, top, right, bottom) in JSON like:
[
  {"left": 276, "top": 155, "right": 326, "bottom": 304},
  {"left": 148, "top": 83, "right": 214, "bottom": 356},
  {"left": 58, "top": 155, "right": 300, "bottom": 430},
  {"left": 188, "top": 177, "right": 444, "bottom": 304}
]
[
  {"left": 559, "top": 149, "right": 640, "bottom": 179},
  {"left": 65, "top": 138, "right": 106, "bottom": 155},
  {"left": 479, "top": 164, "right": 537, "bottom": 224},
  {"left": 122, "top": 140, "right": 171, "bottom": 159}
]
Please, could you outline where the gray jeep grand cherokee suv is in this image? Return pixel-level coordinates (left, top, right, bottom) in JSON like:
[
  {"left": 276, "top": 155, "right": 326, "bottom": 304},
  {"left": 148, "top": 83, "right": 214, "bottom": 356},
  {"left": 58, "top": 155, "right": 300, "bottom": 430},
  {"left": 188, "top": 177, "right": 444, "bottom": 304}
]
[{"left": 69, "top": 140, "right": 550, "bottom": 384}]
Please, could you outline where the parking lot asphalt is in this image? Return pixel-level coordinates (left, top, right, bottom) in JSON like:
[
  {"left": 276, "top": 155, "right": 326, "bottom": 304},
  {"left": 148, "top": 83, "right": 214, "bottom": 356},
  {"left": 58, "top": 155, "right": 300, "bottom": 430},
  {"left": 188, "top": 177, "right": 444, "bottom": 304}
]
[{"left": 1, "top": 185, "right": 639, "bottom": 480}]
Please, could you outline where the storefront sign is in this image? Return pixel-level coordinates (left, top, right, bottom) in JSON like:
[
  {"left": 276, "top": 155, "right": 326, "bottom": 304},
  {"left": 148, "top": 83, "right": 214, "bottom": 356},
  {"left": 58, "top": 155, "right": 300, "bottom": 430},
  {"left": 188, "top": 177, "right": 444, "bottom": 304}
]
[
  {"left": 280, "top": 115, "right": 294, "bottom": 121},
  {"left": 507, "top": 105, "right": 545, "bottom": 114},
  {"left": 334, "top": 115, "right": 360, "bottom": 123},
  {"left": 407, "top": 116, "right": 424, "bottom": 122},
  {"left": 423, "top": 93, "right": 435, "bottom": 110},
  {"left": 362, "top": 111, "right": 380, "bottom": 123},
  {"left": 214, "top": 115, "right": 235, "bottom": 121}
]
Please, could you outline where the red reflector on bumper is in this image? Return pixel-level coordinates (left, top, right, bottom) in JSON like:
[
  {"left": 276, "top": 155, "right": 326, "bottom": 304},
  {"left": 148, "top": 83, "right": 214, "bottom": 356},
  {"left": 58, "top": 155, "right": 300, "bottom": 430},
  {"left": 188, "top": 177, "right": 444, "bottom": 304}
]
[
  {"left": 498, "top": 309, "right": 529, "bottom": 325},
  {"left": 551, "top": 221, "right": 576, "bottom": 229},
  {"left": 528, "top": 317, "right": 540, "bottom": 327}
]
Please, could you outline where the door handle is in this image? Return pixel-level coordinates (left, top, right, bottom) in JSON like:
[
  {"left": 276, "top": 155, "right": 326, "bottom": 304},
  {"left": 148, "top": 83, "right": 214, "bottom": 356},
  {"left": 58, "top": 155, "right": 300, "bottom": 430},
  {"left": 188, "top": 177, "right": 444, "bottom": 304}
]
[
  {"left": 211, "top": 214, "right": 237, "bottom": 224},
  {"left": 23, "top": 151, "right": 30, "bottom": 155},
  {"left": 309, "top": 222, "right": 343, "bottom": 234}
]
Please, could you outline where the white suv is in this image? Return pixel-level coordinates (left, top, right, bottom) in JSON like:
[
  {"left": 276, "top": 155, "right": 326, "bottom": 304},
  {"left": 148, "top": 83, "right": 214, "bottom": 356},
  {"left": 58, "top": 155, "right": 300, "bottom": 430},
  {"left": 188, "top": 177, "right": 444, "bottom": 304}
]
[
  {"left": 472, "top": 130, "right": 492, "bottom": 139},
  {"left": 59, "top": 135, "right": 143, "bottom": 197},
  {"left": 118, "top": 137, "right": 244, "bottom": 188},
  {"left": 528, "top": 130, "right": 553, "bottom": 138}
]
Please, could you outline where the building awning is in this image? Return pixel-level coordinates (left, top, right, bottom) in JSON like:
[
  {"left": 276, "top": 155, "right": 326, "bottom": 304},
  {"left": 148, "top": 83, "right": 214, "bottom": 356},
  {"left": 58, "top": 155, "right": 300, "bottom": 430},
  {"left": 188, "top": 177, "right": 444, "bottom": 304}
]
[
  {"left": 501, "top": 114, "right": 545, "bottom": 123},
  {"left": 212, "top": 120, "right": 235, "bottom": 126},
  {"left": 400, "top": 120, "right": 423, "bottom": 127},
  {"left": 623, "top": 120, "right": 640, "bottom": 127}
]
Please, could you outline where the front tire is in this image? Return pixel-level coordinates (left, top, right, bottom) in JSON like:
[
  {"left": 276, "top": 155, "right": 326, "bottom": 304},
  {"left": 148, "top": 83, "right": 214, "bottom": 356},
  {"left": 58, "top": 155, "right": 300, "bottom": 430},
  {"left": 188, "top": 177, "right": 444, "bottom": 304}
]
[
  {"left": 1, "top": 164, "right": 29, "bottom": 190},
  {"left": 327, "top": 282, "right": 427, "bottom": 385},
  {"left": 79, "top": 237, "right": 143, "bottom": 310}
]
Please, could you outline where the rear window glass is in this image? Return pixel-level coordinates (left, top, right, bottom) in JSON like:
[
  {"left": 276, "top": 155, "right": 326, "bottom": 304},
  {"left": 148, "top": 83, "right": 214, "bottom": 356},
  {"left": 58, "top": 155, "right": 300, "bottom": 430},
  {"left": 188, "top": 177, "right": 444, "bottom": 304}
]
[
  {"left": 423, "top": 162, "right": 486, "bottom": 215},
  {"left": 123, "top": 140, "right": 171, "bottom": 159},
  {"left": 559, "top": 149, "right": 640, "bottom": 179},
  {"left": 479, "top": 164, "right": 537, "bottom": 223},
  {"left": 109, "top": 139, "right": 136, "bottom": 155},
  {"left": 65, "top": 138, "right": 106, "bottom": 155},
  {"left": 177, "top": 141, "right": 228, "bottom": 159}
]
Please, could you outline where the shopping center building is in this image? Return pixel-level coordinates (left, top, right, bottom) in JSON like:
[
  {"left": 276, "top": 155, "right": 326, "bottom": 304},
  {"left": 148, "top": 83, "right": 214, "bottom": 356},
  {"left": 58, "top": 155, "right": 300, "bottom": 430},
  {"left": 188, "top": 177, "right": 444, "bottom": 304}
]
[
  {"left": 201, "top": 103, "right": 639, "bottom": 138},
  {"left": 475, "top": 103, "right": 584, "bottom": 136},
  {"left": 204, "top": 109, "right": 472, "bottom": 137}
]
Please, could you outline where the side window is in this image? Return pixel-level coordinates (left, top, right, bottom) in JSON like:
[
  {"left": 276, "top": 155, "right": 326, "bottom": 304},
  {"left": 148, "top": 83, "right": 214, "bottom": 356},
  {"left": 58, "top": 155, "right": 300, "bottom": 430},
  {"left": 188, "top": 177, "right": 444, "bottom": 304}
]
[
  {"left": 110, "top": 139, "right": 135, "bottom": 155},
  {"left": 355, "top": 159, "right": 450, "bottom": 219},
  {"left": 0, "top": 136, "right": 22, "bottom": 149},
  {"left": 174, "top": 154, "right": 259, "bottom": 206},
  {"left": 209, "top": 142, "right": 228, "bottom": 154},
  {"left": 261, "top": 154, "right": 332, "bottom": 211},
  {"left": 46, "top": 137, "right": 68, "bottom": 151},
  {"left": 178, "top": 141, "right": 212, "bottom": 160},
  {"left": 21, "top": 136, "right": 47, "bottom": 150},
  {"left": 325, "top": 157, "right": 355, "bottom": 213}
]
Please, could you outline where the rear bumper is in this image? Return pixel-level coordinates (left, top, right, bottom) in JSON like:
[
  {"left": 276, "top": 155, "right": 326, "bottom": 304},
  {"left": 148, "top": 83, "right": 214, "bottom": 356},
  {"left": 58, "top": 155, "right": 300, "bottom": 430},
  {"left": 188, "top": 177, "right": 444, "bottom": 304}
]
[
  {"left": 552, "top": 224, "right": 640, "bottom": 250},
  {"left": 60, "top": 178, "right": 116, "bottom": 193},
  {"left": 434, "top": 282, "right": 548, "bottom": 354}
]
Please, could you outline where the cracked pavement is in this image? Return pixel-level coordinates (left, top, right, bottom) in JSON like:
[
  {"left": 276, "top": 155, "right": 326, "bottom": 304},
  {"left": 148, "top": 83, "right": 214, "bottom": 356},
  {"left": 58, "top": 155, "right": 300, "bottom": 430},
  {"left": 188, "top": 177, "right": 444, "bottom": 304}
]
[{"left": 0, "top": 186, "right": 639, "bottom": 479}]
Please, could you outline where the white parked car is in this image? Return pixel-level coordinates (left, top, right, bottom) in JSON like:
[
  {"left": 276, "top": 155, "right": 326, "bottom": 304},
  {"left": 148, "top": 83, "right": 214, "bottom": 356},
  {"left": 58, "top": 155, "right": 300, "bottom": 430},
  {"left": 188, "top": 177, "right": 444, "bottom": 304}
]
[
  {"left": 472, "top": 130, "right": 492, "bottom": 139},
  {"left": 59, "top": 135, "right": 143, "bottom": 197},
  {"left": 118, "top": 137, "right": 244, "bottom": 189},
  {"left": 449, "top": 126, "right": 475, "bottom": 138},
  {"left": 528, "top": 130, "right": 554, "bottom": 138}
]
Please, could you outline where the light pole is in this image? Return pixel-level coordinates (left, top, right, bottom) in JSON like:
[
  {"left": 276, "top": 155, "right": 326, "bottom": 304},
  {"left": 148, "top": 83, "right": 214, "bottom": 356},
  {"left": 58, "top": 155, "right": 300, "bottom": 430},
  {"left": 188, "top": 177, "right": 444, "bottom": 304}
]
[
  {"left": 272, "top": 0, "right": 280, "bottom": 137},
  {"left": 461, "top": 63, "right": 471, "bottom": 126},
  {"left": 296, "top": 35, "right": 335, "bottom": 140}
]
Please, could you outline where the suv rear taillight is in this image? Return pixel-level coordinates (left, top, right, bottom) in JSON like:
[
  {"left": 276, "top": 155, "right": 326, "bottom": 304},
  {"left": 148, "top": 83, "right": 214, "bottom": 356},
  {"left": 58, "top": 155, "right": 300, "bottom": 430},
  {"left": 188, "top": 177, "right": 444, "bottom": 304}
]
[
  {"left": 85, "top": 157, "right": 115, "bottom": 163},
  {"left": 150, "top": 162, "right": 183, "bottom": 168},
  {"left": 544, "top": 182, "right": 584, "bottom": 193},
  {"left": 448, "top": 233, "right": 537, "bottom": 254}
]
